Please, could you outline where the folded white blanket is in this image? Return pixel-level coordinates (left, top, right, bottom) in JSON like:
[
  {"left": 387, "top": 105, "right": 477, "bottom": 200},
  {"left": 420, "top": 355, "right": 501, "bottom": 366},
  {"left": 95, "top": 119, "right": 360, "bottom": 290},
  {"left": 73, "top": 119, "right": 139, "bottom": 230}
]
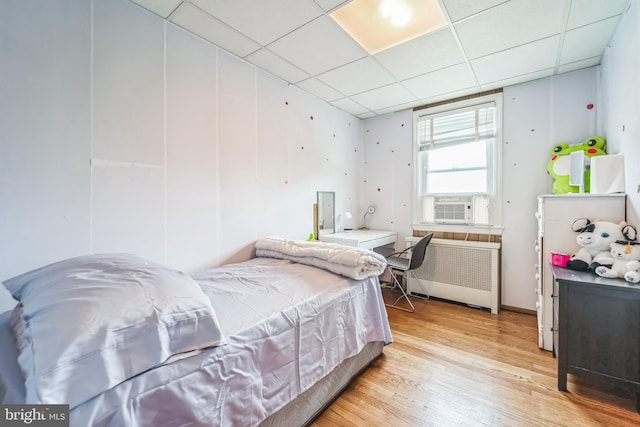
[{"left": 255, "top": 237, "right": 387, "bottom": 280}]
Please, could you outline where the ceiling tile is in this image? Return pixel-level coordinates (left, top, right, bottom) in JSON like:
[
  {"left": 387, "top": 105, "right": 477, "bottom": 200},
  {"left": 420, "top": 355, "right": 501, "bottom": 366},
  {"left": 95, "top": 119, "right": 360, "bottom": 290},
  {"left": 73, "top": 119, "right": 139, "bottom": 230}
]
[
  {"left": 246, "top": 49, "right": 310, "bottom": 83},
  {"left": 417, "top": 87, "right": 480, "bottom": 106},
  {"left": 557, "top": 57, "right": 601, "bottom": 74},
  {"left": 296, "top": 78, "right": 344, "bottom": 101},
  {"left": 330, "top": 98, "right": 370, "bottom": 116},
  {"left": 567, "top": 0, "right": 629, "bottom": 30},
  {"left": 374, "top": 100, "right": 423, "bottom": 115},
  {"left": 170, "top": 3, "right": 260, "bottom": 57},
  {"left": 357, "top": 112, "right": 377, "bottom": 119},
  {"left": 441, "top": 0, "right": 509, "bottom": 23},
  {"left": 350, "top": 83, "right": 417, "bottom": 112},
  {"left": 315, "top": 0, "right": 350, "bottom": 12},
  {"left": 191, "top": 0, "right": 323, "bottom": 45},
  {"left": 560, "top": 17, "right": 620, "bottom": 65},
  {"left": 374, "top": 28, "right": 465, "bottom": 81},
  {"left": 479, "top": 68, "right": 554, "bottom": 91},
  {"left": 316, "top": 57, "right": 396, "bottom": 96},
  {"left": 128, "top": 0, "right": 183, "bottom": 18},
  {"left": 454, "top": 0, "right": 565, "bottom": 60},
  {"left": 402, "top": 63, "right": 477, "bottom": 99},
  {"left": 123, "top": 0, "right": 627, "bottom": 118},
  {"left": 471, "top": 36, "right": 559, "bottom": 85},
  {"left": 268, "top": 16, "right": 368, "bottom": 75}
]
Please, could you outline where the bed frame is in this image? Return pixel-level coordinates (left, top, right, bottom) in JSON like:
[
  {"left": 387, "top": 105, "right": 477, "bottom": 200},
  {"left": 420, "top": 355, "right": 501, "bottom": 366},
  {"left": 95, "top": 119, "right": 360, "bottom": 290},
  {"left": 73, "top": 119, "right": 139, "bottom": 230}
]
[{"left": 260, "top": 341, "right": 384, "bottom": 426}]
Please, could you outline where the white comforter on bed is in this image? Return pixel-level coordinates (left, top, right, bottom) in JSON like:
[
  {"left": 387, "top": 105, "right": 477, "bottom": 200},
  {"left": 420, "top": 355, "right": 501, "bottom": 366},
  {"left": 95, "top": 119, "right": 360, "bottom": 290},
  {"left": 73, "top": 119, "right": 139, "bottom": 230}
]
[
  {"left": 255, "top": 236, "right": 387, "bottom": 280},
  {"left": 1, "top": 258, "right": 392, "bottom": 427}
]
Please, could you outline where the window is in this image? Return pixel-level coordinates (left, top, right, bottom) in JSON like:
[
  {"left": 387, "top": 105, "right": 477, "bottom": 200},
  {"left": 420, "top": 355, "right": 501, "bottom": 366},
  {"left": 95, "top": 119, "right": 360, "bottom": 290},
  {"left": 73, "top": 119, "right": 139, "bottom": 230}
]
[{"left": 413, "top": 93, "right": 502, "bottom": 228}]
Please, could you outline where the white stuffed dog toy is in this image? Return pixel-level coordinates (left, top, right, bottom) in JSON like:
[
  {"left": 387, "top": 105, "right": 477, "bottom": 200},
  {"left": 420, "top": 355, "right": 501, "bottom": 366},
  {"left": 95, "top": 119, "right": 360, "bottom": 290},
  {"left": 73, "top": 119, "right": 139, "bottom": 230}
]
[
  {"left": 594, "top": 241, "right": 640, "bottom": 283},
  {"left": 565, "top": 219, "right": 637, "bottom": 271}
]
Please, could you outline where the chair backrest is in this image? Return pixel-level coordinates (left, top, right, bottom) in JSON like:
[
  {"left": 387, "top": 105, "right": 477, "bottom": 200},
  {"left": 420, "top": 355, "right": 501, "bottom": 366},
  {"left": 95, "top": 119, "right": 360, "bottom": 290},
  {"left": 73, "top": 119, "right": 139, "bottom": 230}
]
[{"left": 408, "top": 233, "right": 433, "bottom": 271}]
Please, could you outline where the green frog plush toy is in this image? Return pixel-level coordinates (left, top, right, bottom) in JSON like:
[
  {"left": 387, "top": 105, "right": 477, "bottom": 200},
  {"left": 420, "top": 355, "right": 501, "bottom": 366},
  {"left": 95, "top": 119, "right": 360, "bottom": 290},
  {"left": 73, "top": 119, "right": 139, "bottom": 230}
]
[{"left": 546, "top": 136, "right": 606, "bottom": 194}]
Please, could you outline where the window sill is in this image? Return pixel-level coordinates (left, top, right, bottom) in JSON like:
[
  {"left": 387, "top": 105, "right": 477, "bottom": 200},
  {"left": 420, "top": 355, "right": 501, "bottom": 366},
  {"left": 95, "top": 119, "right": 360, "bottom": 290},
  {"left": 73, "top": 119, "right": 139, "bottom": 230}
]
[{"left": 412, "top": 223, "right": 504, "bottom": 236}]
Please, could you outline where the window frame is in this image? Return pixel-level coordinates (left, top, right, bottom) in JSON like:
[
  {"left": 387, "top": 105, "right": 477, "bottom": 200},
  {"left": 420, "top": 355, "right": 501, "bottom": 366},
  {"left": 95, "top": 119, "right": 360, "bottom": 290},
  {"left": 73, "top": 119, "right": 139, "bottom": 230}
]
[{"left": 412, "top": 92, "right": 503, "bottom": 233}]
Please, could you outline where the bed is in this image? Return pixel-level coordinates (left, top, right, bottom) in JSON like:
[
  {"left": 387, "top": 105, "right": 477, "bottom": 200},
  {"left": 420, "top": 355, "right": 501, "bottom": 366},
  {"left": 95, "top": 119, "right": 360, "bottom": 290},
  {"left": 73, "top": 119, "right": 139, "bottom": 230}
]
[{"left": 0, "top": 238, "right": 392, "bottom": 426}]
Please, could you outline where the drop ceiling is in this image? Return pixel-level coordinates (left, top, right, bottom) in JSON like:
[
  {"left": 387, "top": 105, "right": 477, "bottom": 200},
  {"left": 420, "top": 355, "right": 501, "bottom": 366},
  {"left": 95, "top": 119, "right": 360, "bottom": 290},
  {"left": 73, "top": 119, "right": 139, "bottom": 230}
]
[{"left": 129, "top": 0, "right": 631, "bottom": 119}]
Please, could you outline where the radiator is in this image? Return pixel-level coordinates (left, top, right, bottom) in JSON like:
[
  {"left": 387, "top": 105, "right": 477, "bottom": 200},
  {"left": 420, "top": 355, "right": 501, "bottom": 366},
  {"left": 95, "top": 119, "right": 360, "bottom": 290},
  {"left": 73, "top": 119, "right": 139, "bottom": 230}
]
[{"left": 405, "top": 237, "right": 501, "bottom": 314}]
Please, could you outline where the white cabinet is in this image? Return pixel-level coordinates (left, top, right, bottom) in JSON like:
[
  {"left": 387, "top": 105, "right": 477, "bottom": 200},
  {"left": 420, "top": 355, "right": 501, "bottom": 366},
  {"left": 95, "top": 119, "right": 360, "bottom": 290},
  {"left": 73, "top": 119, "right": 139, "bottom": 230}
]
[{"left": 536, "top": 194, "right": 626, "bottom": 352}]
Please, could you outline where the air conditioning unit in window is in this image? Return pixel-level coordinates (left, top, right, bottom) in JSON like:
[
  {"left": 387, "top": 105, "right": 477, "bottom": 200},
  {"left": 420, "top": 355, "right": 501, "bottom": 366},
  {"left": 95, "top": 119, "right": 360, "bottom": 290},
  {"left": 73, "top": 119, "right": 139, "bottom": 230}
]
[
  {"left": 422, "top": 194, "right": 490, "bottom": 225},
  {"left": 433, "top": 198, "right": 473, "bottom": 224}
]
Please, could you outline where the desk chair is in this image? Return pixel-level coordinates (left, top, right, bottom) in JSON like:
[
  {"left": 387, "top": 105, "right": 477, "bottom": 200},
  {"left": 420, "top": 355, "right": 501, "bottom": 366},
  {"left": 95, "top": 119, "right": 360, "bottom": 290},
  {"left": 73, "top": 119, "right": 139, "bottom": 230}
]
[{"left": 384, "top": 233, "right": 432, "bottom": 312}]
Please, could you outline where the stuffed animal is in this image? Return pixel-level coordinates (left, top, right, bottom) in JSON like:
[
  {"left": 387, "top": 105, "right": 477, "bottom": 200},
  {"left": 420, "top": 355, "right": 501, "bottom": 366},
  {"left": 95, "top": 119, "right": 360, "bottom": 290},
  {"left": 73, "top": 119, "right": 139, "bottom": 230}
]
[
  {"left": 594, "top": 241, "right": 640, "bottom": 283},
  {"left": 565, "top": 218, "right": 637, "bottom": 271},
  {"left": 546, "top": 136, "right": 606, "bottom": 194},
  {"left": 625, "top": 260, "right": 640, "bottom": 283}
]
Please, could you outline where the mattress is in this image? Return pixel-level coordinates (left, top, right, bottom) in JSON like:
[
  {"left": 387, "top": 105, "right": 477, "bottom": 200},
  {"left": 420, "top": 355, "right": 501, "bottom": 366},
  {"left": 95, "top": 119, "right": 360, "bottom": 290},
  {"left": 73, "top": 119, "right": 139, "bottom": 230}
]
[{"left": 0, "top": 257, "right": 392, "bottom": 426}]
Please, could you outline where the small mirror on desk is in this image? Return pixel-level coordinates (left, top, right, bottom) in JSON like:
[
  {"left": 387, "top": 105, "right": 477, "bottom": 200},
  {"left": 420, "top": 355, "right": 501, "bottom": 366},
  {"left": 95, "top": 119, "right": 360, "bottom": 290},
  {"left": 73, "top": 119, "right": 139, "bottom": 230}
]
[{"left": 316, "top": 191, "right": 335, "bottom": 239}]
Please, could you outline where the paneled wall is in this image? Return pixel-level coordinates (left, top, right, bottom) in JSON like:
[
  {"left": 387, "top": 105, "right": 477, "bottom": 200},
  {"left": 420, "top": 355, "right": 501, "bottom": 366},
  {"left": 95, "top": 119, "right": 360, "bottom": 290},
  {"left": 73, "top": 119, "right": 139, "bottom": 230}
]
[
  {"left": 601, "top": 0, "right": 640, "bottom": 227},
  {"left": 361, "top": 111, "right": 414, "bottom": 238},
  {"left": 0, "top": 0, "right": 364, "bottom": 312},
  {"left": 363, "top": 67, "right": 602, "bottom": 311},
  {"left": 501, "top": 68, "right": 600, "bottom": 310}
]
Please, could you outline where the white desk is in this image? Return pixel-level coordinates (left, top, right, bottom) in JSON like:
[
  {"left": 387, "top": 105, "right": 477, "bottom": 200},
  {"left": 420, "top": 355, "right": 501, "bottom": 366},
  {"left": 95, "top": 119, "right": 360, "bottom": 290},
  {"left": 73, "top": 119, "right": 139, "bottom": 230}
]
[{"left": 319, "top": 229, "right": 397, "bottom": 251}]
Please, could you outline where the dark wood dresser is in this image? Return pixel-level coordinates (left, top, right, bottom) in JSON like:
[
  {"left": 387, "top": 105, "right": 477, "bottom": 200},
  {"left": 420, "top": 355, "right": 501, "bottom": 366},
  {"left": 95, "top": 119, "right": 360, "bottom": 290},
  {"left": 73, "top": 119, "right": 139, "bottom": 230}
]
[{"left": 552, "top": 266, "right": 640, "bottom": 412}]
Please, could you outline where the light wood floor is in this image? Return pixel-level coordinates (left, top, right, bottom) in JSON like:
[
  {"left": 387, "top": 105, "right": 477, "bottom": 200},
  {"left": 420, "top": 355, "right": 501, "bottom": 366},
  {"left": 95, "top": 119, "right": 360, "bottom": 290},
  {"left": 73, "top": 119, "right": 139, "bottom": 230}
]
[{"left": 312, "top": 290, "right": 640, "bottom": 427}]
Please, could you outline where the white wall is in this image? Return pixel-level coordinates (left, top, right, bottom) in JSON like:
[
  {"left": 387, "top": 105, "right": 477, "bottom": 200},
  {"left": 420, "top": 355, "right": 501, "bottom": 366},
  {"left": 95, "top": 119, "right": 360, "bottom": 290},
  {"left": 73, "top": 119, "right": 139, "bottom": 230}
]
[
  {"left": 0, "top": 0, "right": 92, "bottom": 287},
  {"left": 363, "top": 67, "right": 601, "bottom": 311},
  {"left": 502, "top": 67, "right": 599, "bottom": 310},
  {"left": 0, "top": 0, "right": 364, "bottom": 312},
  {"left": 361, "top": 111, "right": 414, "bottom": 244},
  {"left": 601, "top": 0, "right": 640, "bottom": 227}
]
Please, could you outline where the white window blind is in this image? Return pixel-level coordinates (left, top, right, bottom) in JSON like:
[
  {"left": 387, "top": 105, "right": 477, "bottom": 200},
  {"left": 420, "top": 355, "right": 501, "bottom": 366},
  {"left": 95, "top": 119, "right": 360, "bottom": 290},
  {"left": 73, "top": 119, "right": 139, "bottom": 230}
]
[
  {"left": 417, "top": 102, "right": 495, "bottom": 194},
  {"left": 417, "top": 102, "right": 495, "bottom": 146}
]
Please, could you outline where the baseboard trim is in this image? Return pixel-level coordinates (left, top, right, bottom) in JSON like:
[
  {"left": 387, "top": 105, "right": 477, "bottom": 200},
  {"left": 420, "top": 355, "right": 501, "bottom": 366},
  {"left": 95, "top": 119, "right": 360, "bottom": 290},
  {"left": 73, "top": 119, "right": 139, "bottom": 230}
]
[{"left": 500, "top": 305, "right": 536, "bottom": 316}]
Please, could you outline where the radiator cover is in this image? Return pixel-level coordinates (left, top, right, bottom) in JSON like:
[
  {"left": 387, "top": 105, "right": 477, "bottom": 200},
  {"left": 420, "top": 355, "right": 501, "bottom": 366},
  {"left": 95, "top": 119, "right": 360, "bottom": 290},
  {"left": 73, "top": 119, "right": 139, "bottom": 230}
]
[{"left": 406, "top": 237, "right": 501, "bottom": 314}]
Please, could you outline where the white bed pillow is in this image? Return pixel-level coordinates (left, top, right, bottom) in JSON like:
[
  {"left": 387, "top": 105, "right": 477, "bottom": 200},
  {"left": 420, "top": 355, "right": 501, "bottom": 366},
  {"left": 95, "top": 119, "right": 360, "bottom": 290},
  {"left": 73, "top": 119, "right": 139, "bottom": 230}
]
[{"left": 2, "top": 253, "right": 225, "bottom": 408}]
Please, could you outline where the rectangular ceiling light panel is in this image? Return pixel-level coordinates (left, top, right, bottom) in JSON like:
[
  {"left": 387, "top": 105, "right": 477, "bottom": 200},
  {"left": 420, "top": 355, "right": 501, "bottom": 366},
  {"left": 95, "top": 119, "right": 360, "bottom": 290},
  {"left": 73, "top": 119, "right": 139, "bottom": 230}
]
[{"left": 330, "top": 0, "right": 447, "bottom": 54}]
